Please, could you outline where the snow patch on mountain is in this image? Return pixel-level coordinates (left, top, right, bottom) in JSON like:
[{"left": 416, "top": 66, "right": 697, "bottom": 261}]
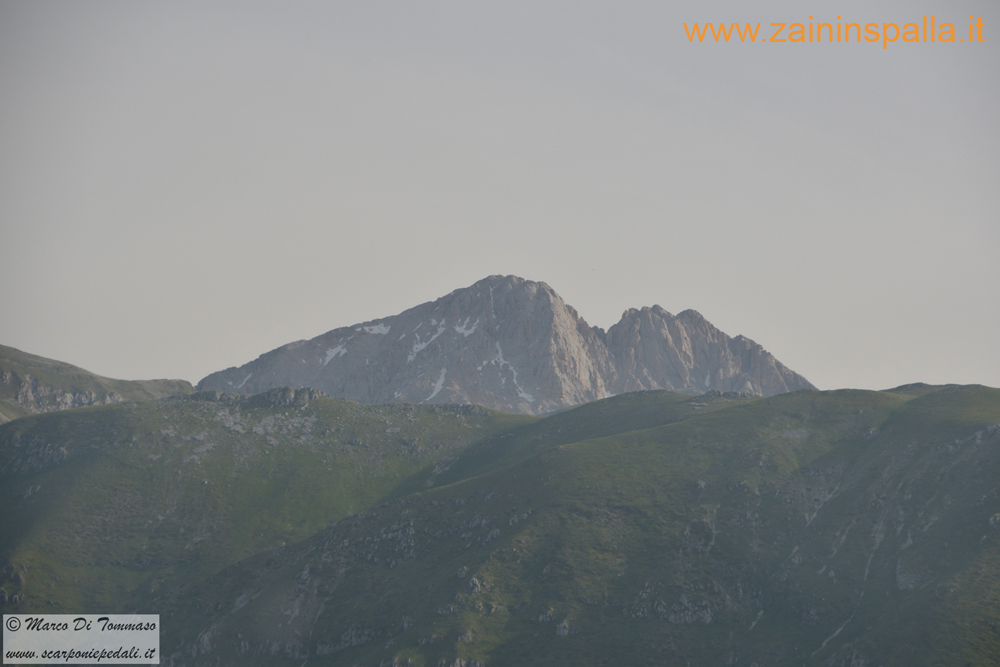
[
  {"left": 425, "top": 368, "right": 447, "bottom": 402},
  {"left": 323, "top": 346, "right": 347, "bottom": 366},
  {"left": 408, "top": 322, "right": 448, "bottom": 362},
  {"left": 454, "top": 317, "right": 479, "bottom": 337},
  {"left": 493, "top": 342, "right": 533, "bottom": 403}
]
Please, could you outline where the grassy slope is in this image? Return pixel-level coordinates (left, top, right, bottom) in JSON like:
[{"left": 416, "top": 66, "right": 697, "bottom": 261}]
[
  {"left": 0, "top": 400, "right": 27, "bottom": 423},
  {"left": 0, "top": 391, "right": 532, "bottom": 612},
  {"left": 0, "top": 390, "right": 728, "bottom": 615},
  {"left": 0, "top": 343, "right": 194, "bottom": 422},
  {"left": 3, "top": 385, "right": 998, "bottom": 666},
  {"left": 156, "top": 386, "right": 1000, "bottom": 667},
  {"left": 393, "top": 390, "right": 754, "bottom": 498}
]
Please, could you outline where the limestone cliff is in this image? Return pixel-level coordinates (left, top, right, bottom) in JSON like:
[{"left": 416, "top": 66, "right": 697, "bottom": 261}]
[{"left": 197, "top": 276, "right": 815, "bottom": 414}]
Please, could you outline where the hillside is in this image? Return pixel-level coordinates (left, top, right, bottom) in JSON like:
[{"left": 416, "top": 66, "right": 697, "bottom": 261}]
[
  {"left": 0, "top": 388, "right": 530, "bottom": 612},
  {"left": 0, "top": 343, "right": 194, "bottom": 424},
  {"left": 156, "top": 385, "right": 1000, "bottom": 666},
  {"left": 197, "top": 276, "right": 815, "bottom": 414},
  {"left": 3, "top": 384, "right": 998, "bottom": 665}
]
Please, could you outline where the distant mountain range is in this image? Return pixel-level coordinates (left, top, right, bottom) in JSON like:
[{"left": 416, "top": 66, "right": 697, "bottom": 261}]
[
  {"left": 0, "top": 343, "right": 193, "bottom": 424},
  {"left": 2, "top": 283, "right": 997, "bottom": 665},
  {"left": 198, "top": 275, "right": 815, "bottom": 414}
]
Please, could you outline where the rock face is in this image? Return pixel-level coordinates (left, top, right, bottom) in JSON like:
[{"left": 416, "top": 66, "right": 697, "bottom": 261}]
[
  {"left": 1, "top": 370, "right": 125, "bottom": 413},
  {"left": 197, "top": 276, "right": 815, "bottom": 414},
  {"left": 606, "top": 305, "right": 811, "bottom": 398},
  {"left": 0, "top": 344, "right": 195, "bottom": 424}
]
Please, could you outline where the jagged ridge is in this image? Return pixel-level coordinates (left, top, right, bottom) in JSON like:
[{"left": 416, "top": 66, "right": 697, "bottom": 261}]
[{"left": 198, "top": 276, "right": 815, "bottom": 414}]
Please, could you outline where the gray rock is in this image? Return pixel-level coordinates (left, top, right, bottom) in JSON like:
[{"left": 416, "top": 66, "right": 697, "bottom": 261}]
[
  {"left": 197, "top": 276, "right": 815, "bottom": 415},
  {"left": 607, "top": 306, "right": 811, "bottom": 397}
]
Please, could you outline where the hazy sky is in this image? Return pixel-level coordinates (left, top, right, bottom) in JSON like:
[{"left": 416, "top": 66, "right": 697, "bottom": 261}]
[{"left": 1, "top": 0, "right": 997, "bottom": 391}]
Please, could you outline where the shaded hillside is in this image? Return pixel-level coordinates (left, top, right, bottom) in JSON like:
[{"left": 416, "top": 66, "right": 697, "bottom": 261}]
[
  {"left": 0, "top": 389, "right": 738, "bottom": 615},
  {"left": 0, "top": 343, "right": 194, "bottom": 424},
  {"left": 3, "top": 384, "right": 998, "bottom": 666},
  {"left": 0, "top": 388, "right": 530, "bottom": 611},
  {"left": 155, "top": 386, "right": 1000, "bottom": 666}
]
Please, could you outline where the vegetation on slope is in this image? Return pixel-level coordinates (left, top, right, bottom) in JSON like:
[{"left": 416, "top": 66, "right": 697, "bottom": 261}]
[
  {"left": 154, "top": 386, "right": 1000, "bottom": 666},
  {"left": 3, "top": 384, "right": 999, "bottom": 666},
  {"left": 0, "top": 388, "right": 530, "bottom": 612}
]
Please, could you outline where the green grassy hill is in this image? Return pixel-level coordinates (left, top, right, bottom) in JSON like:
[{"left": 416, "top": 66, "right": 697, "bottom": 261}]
[
  {"left": 0, "top": 388, "right": 530, "bottom": 612},
  {"left": 0, "top": 343, "right": 194, "bottom": 423},
  {"left": 157, "top": 386, "right": 1000, "bottom": 666},
  {"left": 3, "top": 385, "right": 999, "bottom": 666}
]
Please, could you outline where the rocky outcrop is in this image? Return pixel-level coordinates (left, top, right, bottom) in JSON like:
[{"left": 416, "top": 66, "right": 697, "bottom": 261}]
[
  {"left": 0, "top": 344, "right": 195, "bottom": 423},
  {"left": 198, "top": 276, "right": 815, "bottom": 414},
  {"left": 606, "top": 306, "right": 811, "bottom": 397},
  {"left": 1, "top": 370, "right": 126, "bottom": 413}
]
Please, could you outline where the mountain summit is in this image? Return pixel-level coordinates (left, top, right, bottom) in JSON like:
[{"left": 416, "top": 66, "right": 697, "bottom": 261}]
[{"left": 197, "top": 276, "right": 814, "bottom": 413}]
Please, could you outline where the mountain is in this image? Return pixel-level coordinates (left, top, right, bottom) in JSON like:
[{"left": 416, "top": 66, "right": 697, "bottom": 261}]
[
  {"left": 4, "top": 383, "right": 997, "bottom": 666},
  {"left": 156, "top": 385, "right": 1000, "bottom": 667},
  {"left": 197, "top": 276, "right": 815, "bottom": 414},
  {"left": 0, "top": 343, "right": 194, "bottom": 424}
]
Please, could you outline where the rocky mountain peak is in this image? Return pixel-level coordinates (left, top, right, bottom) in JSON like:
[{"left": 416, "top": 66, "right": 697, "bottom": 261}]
[{"left": 197, "top": 276, "right": 815, "bottom": 414}]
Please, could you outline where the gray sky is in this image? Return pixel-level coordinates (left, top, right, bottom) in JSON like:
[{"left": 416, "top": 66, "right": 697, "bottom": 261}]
[{"left": 1, "top": 0, "right": 997, "bottom": 391}]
